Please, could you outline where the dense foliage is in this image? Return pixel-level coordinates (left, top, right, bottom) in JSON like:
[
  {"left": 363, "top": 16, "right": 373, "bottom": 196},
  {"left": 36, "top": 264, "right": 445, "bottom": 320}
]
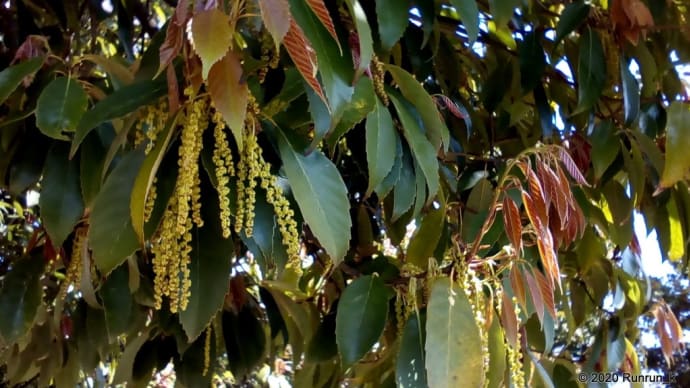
[{"left": 1, "top": 0, "right": 690, "bottom": 386}]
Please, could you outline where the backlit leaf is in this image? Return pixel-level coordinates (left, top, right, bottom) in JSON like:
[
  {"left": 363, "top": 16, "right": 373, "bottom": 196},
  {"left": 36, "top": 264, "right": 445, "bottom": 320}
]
[
  {"left": 425, "top": 278, "right": 484, "bottom": 387},
  {"left": 503, "top": 195, "right": 522, "bottom": 254},
  {"left": 277, "top": 129, "right": 351, "bottom": 264},
  {"left": 666, "top": 196, "right": 684, "bottom": 261},
  {"left": 335, "top": 275, "right": 391, "bottom": 367},
  {"left": 659, "top": 102, "right": 690, "bottom": 189},
  {"left": 189, "top": 9, "right": 232, "bottom": 79},
  {"left": 35, "top": 77, "right": 88, "bottom": 140},
  {"left": 259, "top": 0, "right": 291, "bottom": 48},
  {"left": 208, "top": 51, "right": 248, "bottom": 151}
]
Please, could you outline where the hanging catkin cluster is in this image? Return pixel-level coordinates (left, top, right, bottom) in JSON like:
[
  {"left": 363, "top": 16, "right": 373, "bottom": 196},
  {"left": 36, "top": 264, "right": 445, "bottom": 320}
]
[
  {"left": 59, "top": 226, "right": 87, "bottom": 301},
  {"left": 151, "top": 88, "right": 207, "bottom": 313}
]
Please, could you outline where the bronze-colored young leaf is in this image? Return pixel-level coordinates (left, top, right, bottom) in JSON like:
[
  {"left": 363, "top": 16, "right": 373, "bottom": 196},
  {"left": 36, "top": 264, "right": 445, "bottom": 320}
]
[
  {"left": 509, "top": 265, "right": 526, "bottom": 311},
  {"left": 500, "top": 291, "right": 518, "bottom": 347},
  {"left": 559, "top": 147, "right": 589, "bottom": 186},
  {"left": 283, "top": 18, "right": 326, "bottom": 104},
  {"left": 523, "top": 268, "right": 544, "bottom": 324},
  {"left": 189, "top": 8, "right": 233, "bottom": 79},
  {"left": 207, "top": 51, "right": 248, "bottom": 151},
  {"left": 502, "top": 195, "right": 522, "bottom": 254},
  {"left": 525, "top": 168, "right": 548, "bottom": 224},
  {"left": 533, "top": 269, "right": 556, "bottom": 320},
  {"left": 304, "top": 0, "right": 341, "bottom": 51},
  {"left": 258, "top": 0, "right": 291, "bottom": 48}
]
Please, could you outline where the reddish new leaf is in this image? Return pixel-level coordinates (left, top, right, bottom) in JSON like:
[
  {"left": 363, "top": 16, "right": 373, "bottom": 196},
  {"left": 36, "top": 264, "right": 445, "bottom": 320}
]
[
  {"left": 536, "top": 228, "right": 561, "bottom": 291},
  {"left": 501, "top": 291, "right": 518, "bottom": 347},
  {"left": 208, "top": 51, "right": 248, "bottom": 150},
  {"left": 559, "top": 147, "right": 589, "bottom": 186},
  {"left": 158, "top": 20, "right": 184, "bottom": 76},
  {"left": 283, "top": 19, "right": 327, "bottom": 103},
  {"left": 166, "top": 64, "right": 180, "bottom": 113},
  {"left": 258, "top": 0, "right": 291, "bottom": 48},
  {"left": 521, "top": 190, "right": 544, "bottom": 232},
  {"left": 503, "top": 195, "right": 522, "bottom": 254},
  {"left": 523, "top": 269, "right": 544, "bottom": 325},
  {"left": 510, "top": 265, "right": 527, "bottom": 311},
  {"left": 533, "top": 269, "right": 556, "bottom": 320},
  {"left": 305, "top": 0, "right": 341, "bottom": 51},
  {"left": 434, "top": 95, "right": 466, "bottom": 119},
  {"left": 526, "top": 168, "right": 548, "bottom": 224}
]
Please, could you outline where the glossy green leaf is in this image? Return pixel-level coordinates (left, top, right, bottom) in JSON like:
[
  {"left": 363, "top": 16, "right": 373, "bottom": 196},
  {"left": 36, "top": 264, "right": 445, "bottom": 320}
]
[
  {"left": 526, "top": 349, "right": 555, "bottom": 388},
  {"left": 366, "top": 97, "right": 397, "bottom": 195},
  {"left": 620, "top": 57, "right": 640, "bottom": 127},
  {"left": 376, "top": 0, "right": 409, "bottom": 51},
  {"left": 179, "top": 182, "right": 235, "bottom": 342},
  {"left": 277, "top": 129, "right": 351, "bottom": 264},
  {"left": 375, "top": 134, "right": 403, "bottom": 198},
  {"left": 345, "top": 0, "right": 373, "bottom": 78},
  {"left": 72, "top": 80, "right": 167, "bottom": 156},
  {"left": 554, "top": 1, "right": 590, "bottom": 48},
  {"left": 241, "top": 190, "right": 289, "bottom": 276},
  {"left": 487, "top": 314, "right": 507, "bottom": 388},
  {"left": 222, "top": 306, "right": 266, "bottom": 378},
  {"left": 289, "top": 0, "right": 354, "bottom": 122},
  {"left": 264, "top": 285, "right": 316, "bottom": 359},
  {"left": 174, "top": 328, "right": 216, "bottom": 388},
  {"left": 40, "top": 143, "right": 84, "bottom": 248},
  {"left": 101, "top": 264, "right": 133, "bottom": 341},
  {"left": 327, "top": 76, "right": 376, "bottom": 147},
  {"left": 306, "top": 84, "right": 332, "bottom": 150},
  {"left": 79, "top": 125, "right": 114, "bottom": 207},
  {"left": 0, "top": 254, "right": 44, "bottom": 343},
  {"left": 0, "top": 57, "right": 43, "bottom": 105},
  {"left": 35, "top": 77, "right": 88, "bottom": 140},
  {"left": 576, "top": 28, "right": 605, "bottom": 113},
  {"left": 90, "top": 149, "right": 146, "bottom": 275},
  {"left": 386, "top": 64, "right": 449, "bottom": 150},
  {"left": 388, "top": 91, "right": 440, "bottom": 201},
  {"left": 659, "top": 102, "right": 690, "bottom": 188},
  {"left": 519, "top": 31, "right": 546, "bottom": 93},
  {"left": 461, "top": 178, "right": 493, "bottom": 242},
  {"left": 335, "top": 275, "right": 391, "bottom": 367},
  {"left": 396, "top": 313, "right": 427, "bottom": 388},
  {"left": 425, "top": 277, "right": 484, "bottom": 387},
  {"left": 449, "top": 0, "right": 480, "bottom": 43}
]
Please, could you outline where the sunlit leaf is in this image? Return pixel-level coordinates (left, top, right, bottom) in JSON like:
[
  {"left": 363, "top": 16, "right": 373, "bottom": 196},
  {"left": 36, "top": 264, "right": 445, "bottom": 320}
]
[
  {"left": 189, "top": 9, "right": 232, "bottom": 80},
  {"left": 659, "top": 102, "right": 690, "bottom": 189},
  {"left": 208, "top": 51, "right": 248, "bottom": 151}
]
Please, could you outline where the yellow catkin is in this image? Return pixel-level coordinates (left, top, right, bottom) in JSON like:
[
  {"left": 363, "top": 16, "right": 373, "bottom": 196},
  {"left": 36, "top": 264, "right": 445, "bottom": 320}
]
[
  {"left": 144, "top": 177, "right": 157, "bottom": 223},
  {"left": 243, "top": 125, "right": 259, "bottom": 237},
  {"left": 372, "top": 56, "right": 389, "bottom": 105},
  {"left": 203, "top": 325, "right": 212, "bottom": 375},
  {"left": 212, "top": 110, "right": 235, "bottom": 238},
  {"left": 507, "top": 296, "right": 525, "bottom": 387},
  {"left": 395, "top": 288, "right": 406, "bottom": 337},
  {"left": 59, "top": 227, "right": 85, "bottom": 301}
]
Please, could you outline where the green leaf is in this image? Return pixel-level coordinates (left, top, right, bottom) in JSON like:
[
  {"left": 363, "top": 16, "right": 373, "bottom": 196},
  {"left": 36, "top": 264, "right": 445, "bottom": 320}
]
[
  {"left": 40, "top": 143, "right": 84, "bottom": 248},
  {"left": 486, "top": 314, "right": 507, "bottom": 388},
  {"left": 344, "top": 0, "right": 373, "bottom": 78},
  {"left": 72, "top": 80, "right": 166, "bottom": 156},
  {"left": 80, "top": 125, "right": 114, "bottom": 207},
  {"left": 179, "top": 181, "right": 235, "bottom": 342},
  {"left": 449, "top": 0, "right": 480, "bottom": 43},
  {"left": 289, "top": 0, "right": 354, "bottom": 122},
  {"left": 376, "top": 0, "right": 409, "bottom": 51},
  {"left": 223, "top": 306, "right": 266, "bottom": 378},
  {"left": 396, "top": 313, "right": 428, "bottom": 388},
  {"left": 620, "top": 57, "right": 640, "bottom": 127},
  {"left": 264, "top": 285, "right": 316, "bottom": 359},
  {"left": 489, "top": 0, "right": 519, "bottom": 27},
  {"left": 277, "top": 129, "right": 351, "bottom": 264},
  {"left": 576, "top": 28, "right": 605, "bottom": 113},
  {"left": 241, "top": 189, "right": 289, "bottom": 276},
  {"left": 526, "top": 349, "right": 556, "bottom": 388},
  {"left": 461, "top": 178, "right": 493, "bottom": 242},
  {"left": 425, "top": 277, "right": 484, "bottom": 387},
  {"left": 190, "top": 9, "right": 232, "bottom": 79},
  {"left": 90, "top": 149, "right": 146, "bottom": 275},
  {"left": 0, "top": 57, "right": 43, "bottom": 105},
  {"left": 306, "top": 313, "right": 338, "bottom": 362},
  {"left": 590, "top": 121, "right": 619, "bottom": 182},
  {"left": 388, "top": 91, "right": 440, "bottom": 202},
  {"left": 393, "top": 147, "right": 417, "bottom": 221},
  {"left": 0, "top": 254, "right": 44, "bottom": 343},
  {"left": 101, "top": 264, "right": 133, "bottom": 341},
  {"left": 375, "top": 134, "right": 403, "bottom": 198},
  {"left": 80, "top": 54, "right": 134, "bottom": 86},
  {"left": 175, "top": 328, "right": 216, "bottom": 388},
  {"left": 35, "top": 77, "right": 88, "bottom": 140},
  {"left": 335, "top": 275, "right": 391, "bottom": 367},
  {"left": 326, "top": 76, "right": 376, "bottom": 147},
  {"left": 519, "top": 31, "right": 546, "bottom": 93},
  {"left": 386, "top": 64, "right": 449, "bottom": 150},
  {"left": 554, "top": 1, "right": 590, "bottom": 48},
  {"left": 406, "top": 193, "right": 446, "bottom": 267},
  {"left": 130, "top": 113, "right": 177, "bottom": 243},
  {"left": 659, "top": 102, "right": 690, "bottom": 188},
  {"left": 305, "top": 84, "right": 332, "bottom": 149},
  {"left": 366, "top": 97, "right": 397, "bottom": 195}
]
